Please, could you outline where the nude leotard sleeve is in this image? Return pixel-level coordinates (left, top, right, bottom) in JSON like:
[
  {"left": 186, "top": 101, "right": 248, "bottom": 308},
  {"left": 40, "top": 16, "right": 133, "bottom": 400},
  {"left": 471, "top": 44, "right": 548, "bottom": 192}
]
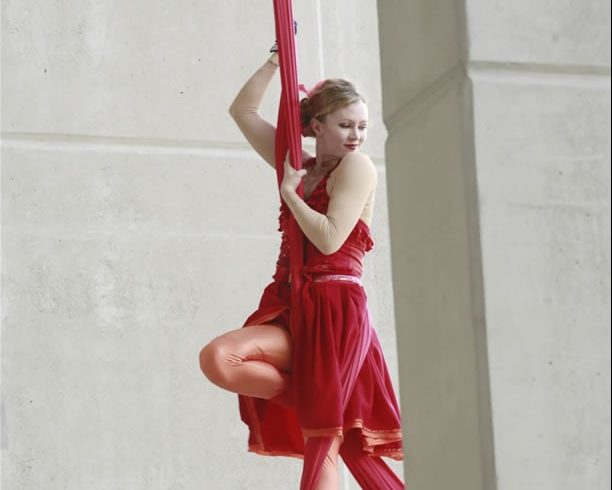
[
  {"left": 229, "top": 56, "right": 279, "bottom": 168},
  {"left": 283, "top": 152, "right": 377, "bottom": 255}
]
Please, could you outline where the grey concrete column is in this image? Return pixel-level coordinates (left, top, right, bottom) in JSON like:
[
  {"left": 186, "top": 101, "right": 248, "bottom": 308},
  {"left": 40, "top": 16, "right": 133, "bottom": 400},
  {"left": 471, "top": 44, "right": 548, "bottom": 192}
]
[{"left": 377, "top": 1, "right": 610, "bottom": 489}]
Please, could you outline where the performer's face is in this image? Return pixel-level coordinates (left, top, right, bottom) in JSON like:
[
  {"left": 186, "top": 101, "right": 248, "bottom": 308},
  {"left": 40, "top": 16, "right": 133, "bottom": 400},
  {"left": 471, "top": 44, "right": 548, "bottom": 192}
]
[{"left": 313, "top": 100, "right": 368, "bottom": 159}]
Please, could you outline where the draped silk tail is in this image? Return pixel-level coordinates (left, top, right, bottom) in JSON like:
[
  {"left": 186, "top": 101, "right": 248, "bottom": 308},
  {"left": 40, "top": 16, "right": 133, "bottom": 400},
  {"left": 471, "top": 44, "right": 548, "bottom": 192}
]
[
  {"left": 340, "top": 430, "right": 405, "bottom": 490},
  {"left": 300, "top": 437, "right": 335, "bottom": 490}
]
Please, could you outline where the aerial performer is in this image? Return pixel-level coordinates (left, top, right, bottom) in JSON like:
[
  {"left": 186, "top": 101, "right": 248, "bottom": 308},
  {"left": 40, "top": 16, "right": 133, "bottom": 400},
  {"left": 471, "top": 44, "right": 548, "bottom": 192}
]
[{"left": 199, "top": 3, "right": 405, "bottom": 488}]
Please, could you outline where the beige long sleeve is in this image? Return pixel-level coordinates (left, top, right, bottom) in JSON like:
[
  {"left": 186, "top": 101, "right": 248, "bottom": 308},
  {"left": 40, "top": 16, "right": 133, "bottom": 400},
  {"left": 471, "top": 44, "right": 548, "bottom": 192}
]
[
  {"left": 283, "top": 153, "right": 377, "bottom": 255},
  {"left": 229, "top": 57, "right": 279, "bottom": 168}
]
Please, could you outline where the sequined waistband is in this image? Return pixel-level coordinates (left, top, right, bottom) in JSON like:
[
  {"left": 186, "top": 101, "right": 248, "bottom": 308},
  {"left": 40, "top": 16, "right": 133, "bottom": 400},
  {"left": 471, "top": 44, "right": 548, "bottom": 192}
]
[{"left": 311, "top": 274, "right": 362, "bottom": 285}]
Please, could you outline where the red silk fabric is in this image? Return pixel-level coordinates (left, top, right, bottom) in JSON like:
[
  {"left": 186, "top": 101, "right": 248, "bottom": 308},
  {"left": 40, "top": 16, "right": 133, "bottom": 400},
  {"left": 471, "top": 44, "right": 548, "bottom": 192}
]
[{"left": 272, "top": 0, "right": 304, "bottom": 302}]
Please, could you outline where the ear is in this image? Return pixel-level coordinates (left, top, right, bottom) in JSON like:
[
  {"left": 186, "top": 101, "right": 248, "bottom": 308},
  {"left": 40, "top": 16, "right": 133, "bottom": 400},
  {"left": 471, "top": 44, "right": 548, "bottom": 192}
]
[{"left": 311, "top": 118, "right": 323, "bottom": 136}]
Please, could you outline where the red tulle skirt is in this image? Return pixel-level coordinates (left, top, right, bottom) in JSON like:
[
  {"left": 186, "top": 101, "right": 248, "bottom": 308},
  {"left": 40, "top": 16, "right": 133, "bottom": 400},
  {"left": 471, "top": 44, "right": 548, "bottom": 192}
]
[{"left": 238, "top": 275, "right": 403, "bottom": 461}]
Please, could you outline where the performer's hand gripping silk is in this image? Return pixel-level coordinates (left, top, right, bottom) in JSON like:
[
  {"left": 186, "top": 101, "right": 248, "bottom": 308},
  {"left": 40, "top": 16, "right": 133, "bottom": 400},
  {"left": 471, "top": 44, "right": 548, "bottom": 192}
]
[{"left": 199, "top": 51, "right": 405, "bottom": 490}]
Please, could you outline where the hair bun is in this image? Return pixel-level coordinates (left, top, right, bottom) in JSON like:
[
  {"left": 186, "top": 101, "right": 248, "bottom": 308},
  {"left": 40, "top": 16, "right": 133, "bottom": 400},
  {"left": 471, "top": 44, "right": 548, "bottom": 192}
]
[{"left": 300, "top": 97, "right": 316, "bottom": 137}]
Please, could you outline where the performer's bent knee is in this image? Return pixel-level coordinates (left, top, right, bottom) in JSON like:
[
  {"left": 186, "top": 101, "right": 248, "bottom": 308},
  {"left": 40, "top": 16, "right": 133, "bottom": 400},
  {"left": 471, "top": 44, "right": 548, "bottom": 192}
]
[{"left": 199, "top": 340, "right": 233, "bottom": 388}]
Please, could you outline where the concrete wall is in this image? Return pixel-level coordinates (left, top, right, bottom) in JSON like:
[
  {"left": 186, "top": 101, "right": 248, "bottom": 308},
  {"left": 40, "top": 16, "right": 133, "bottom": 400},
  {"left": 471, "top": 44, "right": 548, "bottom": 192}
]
[
  {"left": 1, "top": 0, "right": 401, "bottom": 488},
  {"left": 378, "top": 0, "right": 610, "bottom": 489}
]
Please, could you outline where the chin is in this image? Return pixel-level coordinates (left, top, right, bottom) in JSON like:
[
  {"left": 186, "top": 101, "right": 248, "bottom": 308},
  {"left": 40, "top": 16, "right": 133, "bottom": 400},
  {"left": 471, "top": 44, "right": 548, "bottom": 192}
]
[{"left": 341, "top": 147, "right": 360, "bottom": 156}]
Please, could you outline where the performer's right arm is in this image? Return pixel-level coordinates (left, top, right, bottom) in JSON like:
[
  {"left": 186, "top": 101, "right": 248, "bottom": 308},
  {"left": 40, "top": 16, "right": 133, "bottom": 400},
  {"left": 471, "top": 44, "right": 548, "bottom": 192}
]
[{"left": 229, "top": 54, "right": 279, "bottom": 169}]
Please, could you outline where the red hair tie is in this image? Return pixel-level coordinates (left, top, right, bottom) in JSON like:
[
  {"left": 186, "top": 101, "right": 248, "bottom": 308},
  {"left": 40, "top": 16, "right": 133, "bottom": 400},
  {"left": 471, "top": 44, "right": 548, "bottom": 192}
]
[
  {"left": 298, "top": 84, "right": 311, "bottom": 97},
  {"left": 298, "top": 80, "right": 326, "bottom": 98}
]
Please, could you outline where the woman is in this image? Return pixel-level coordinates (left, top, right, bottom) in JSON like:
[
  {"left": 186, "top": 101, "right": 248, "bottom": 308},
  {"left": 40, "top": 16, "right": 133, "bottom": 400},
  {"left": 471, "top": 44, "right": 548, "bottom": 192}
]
[{"left": 199, "top": 50, "right": 404, "bottom": 490}]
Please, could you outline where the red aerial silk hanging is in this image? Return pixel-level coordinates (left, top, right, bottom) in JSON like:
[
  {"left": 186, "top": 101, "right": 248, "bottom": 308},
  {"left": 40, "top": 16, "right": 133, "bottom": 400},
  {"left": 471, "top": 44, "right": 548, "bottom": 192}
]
[
  {"left": 273, "top": 3, "right": 326, "bottom": 487},
  {"left": 272, "top": 0, "right": 305, "bottom": 337}
]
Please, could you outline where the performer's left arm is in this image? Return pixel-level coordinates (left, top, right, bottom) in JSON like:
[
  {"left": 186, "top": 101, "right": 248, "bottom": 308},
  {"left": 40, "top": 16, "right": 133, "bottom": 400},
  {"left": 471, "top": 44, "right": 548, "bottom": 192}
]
[{"left": 281, "top": 153, "right": 377, "bottom": 255}]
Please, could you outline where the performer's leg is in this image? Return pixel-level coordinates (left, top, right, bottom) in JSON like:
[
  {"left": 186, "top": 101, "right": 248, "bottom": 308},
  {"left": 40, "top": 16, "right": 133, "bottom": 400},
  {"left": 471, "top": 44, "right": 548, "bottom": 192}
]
[
  {"left": 199, "top": 324, "right": 292, "bottom": 399},
  {"left": 301, "top": 436, "right": 342, "bottom": 490},
  {"left": 339, "top": 431, "right": 404, "bottom": 490}
]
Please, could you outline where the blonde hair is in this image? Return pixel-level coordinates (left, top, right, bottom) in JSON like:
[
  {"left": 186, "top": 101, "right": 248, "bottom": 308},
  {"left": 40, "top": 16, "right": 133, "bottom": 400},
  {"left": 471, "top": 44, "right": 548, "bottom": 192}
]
[{"left": 300, "top": 78, "right": 365, "bottom": 138}]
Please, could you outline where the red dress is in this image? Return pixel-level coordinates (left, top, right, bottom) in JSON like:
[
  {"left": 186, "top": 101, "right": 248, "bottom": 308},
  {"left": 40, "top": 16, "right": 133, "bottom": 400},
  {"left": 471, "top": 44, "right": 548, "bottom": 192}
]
[{"left": 238, "top": 159, "right": 403, "bottom": 461}]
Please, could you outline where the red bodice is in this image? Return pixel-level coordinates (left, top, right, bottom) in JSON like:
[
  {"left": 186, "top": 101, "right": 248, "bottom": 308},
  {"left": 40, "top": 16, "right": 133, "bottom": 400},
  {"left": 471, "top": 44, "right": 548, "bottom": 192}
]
[{"left": 272, "top": 160, "right": 374, "bottom": 283}]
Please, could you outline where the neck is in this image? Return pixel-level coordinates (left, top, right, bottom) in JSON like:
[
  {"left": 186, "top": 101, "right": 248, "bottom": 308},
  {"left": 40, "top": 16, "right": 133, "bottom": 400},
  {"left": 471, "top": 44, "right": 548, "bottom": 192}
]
[{"left": 314, "top": 149, "right": 340, "bottom": 176}]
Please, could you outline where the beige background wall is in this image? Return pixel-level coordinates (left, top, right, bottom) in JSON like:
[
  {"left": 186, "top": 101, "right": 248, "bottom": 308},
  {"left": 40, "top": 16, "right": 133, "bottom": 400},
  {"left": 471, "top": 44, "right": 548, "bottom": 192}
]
[
  {"left": 1, "top": 0, "right": 401, "bottom": 488},
  {"left": 378, "top": 0, "right": 610, "bottom": 489}
]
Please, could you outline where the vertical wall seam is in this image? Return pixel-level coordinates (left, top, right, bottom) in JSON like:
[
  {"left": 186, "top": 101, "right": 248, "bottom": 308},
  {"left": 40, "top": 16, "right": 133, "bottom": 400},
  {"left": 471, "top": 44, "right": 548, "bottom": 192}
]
[{"left": 457, "top": 1, "right": 498, "bottom": 488}]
